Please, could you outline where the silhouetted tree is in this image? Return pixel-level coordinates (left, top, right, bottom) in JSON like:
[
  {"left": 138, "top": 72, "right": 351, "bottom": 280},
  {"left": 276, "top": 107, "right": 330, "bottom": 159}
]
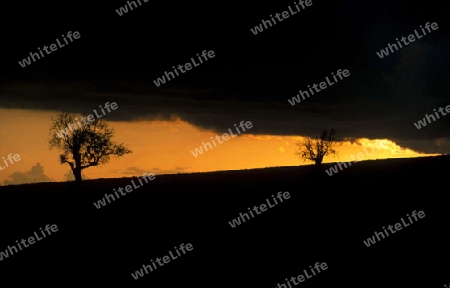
[
  {"left": 49, "top": 112, "right": 132, "bottom": 182},
  {"left": 295, "top": 129, "right": 340, "bottom": 166}
]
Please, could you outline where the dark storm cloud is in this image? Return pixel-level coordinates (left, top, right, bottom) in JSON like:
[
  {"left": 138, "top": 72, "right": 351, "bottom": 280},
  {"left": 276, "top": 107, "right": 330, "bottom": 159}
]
[
  {"left": 1, "top": 0, "right": 449, "bottom": 154},
  {"left": 1, "top": 39, "right": 450, "bottom": 155}
]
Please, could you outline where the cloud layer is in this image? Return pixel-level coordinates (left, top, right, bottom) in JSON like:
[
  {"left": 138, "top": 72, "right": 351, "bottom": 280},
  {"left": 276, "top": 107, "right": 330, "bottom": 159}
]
[{"left": 3, "top": 163, "right": 52, "bottom": 185}]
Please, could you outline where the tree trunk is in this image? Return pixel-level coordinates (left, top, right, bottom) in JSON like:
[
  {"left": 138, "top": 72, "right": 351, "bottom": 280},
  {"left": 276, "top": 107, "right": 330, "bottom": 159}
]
[
  {"left": 73, "top": 150, "right": 83, "bottom": 183},
  {"left": 314, "top": 156, "right": 323, "bottom": 166},
  {"left": 72, "top": 167, "right": 82, "bottom": 183}
]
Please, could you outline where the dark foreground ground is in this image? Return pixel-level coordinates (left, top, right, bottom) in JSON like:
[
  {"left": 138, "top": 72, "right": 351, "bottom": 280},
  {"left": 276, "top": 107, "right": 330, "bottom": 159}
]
[{"left": 0, "top": 155, "right": 449, "bottom": 286}]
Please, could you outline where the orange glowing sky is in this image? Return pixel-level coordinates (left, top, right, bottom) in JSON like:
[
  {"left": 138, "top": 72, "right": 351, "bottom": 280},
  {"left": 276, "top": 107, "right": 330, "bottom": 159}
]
[{"left": 0, "top": 108, "right": 439, "bottom": 185}]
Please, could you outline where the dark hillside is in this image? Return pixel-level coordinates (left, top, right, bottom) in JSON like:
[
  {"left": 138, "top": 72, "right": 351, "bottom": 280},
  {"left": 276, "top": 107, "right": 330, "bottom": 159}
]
[{"left": 0, "top": 156, "right": 448, "bottom": 286}]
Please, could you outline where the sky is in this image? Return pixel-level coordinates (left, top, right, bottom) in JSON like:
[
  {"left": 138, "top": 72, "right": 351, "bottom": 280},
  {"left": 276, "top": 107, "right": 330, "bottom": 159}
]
[{"left": 1, "top": 0, "right": 448, "bottom": 185}]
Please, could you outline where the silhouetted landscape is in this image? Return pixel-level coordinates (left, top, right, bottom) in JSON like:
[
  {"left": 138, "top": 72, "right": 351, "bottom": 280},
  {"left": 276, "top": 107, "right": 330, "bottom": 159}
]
[
  {"left": 1, "top": 155, "right": 448, "bottom": 285},
  {"left": 2, "top": 0, "right": 450, "bottom": 286}
]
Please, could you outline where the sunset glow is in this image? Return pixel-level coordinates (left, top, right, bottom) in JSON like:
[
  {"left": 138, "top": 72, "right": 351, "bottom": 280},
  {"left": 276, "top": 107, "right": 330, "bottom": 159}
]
[{"left": 0, "top": 108, "right": 438, "bottom": 185}]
